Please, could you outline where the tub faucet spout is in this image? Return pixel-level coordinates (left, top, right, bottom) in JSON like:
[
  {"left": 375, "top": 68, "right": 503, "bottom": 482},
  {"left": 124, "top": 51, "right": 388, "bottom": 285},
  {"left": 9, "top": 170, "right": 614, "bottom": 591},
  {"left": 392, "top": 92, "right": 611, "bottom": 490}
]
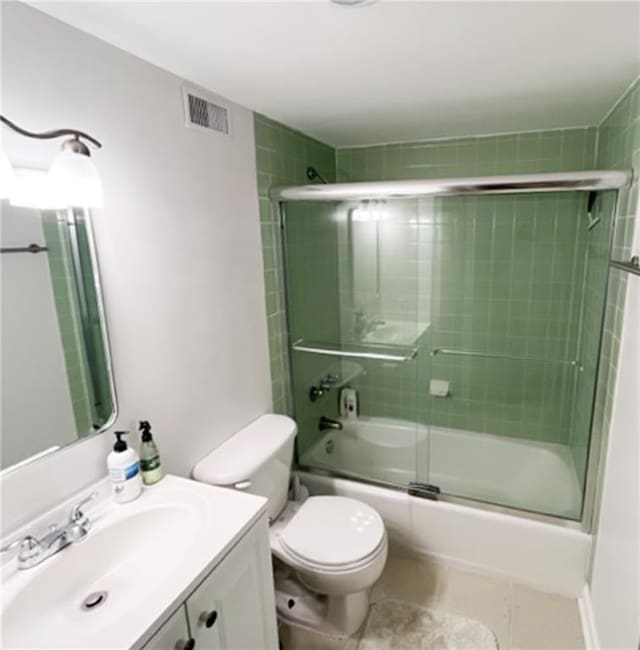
[{"left": 319, "top": 416, "right": 343, "bottom": 432}]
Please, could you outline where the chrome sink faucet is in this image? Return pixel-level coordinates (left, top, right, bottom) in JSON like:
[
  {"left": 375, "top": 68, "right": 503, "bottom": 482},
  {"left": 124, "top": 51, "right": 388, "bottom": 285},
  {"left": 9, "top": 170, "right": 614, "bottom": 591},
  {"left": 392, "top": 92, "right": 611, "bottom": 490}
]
[
  {"left": 354, "top": 308, "right": 385, "bottom": 339},
  {"left": 0, "top": 492, "right": 97, "bottom": 570}
]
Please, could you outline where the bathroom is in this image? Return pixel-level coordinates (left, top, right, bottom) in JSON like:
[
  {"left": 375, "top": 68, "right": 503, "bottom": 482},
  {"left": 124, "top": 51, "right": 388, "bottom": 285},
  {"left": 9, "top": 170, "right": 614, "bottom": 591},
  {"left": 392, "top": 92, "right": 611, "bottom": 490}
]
[{"left": 0, "top": 1, "right": 638, "bottom": 648}]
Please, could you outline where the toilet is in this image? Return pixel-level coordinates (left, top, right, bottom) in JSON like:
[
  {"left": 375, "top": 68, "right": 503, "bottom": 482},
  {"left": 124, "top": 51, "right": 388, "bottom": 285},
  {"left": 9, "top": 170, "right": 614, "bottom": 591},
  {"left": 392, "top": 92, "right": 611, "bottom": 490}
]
[{"left": 193, "top": 414, "right": 388, "bottom": 636}]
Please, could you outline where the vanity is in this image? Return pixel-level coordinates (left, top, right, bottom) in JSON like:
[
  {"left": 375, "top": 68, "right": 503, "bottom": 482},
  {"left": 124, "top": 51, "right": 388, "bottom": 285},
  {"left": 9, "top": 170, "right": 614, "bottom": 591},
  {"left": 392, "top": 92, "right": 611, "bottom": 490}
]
[
  {"left": 0, "top": 172, "right": 279, "bottom": 648},
  {"left": 1, "top": 475, "right": 279, "bottom": 649}
]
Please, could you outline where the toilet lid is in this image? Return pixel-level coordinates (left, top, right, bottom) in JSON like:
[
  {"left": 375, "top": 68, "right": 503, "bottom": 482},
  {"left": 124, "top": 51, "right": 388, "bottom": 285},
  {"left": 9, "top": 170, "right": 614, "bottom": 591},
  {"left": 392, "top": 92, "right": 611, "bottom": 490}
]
[{"left": 280, "top": 496, "right": 385, "bottom": 567}]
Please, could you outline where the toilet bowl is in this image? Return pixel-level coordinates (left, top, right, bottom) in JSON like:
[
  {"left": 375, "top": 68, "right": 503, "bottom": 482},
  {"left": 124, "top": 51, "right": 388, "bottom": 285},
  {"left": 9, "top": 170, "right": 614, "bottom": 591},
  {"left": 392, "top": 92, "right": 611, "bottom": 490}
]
[
  {"left": 193, "top": 414, "right": 388, "bottom": 636},
  {"left": 270, "top": 497, "right": 387, "bottom": 634}
]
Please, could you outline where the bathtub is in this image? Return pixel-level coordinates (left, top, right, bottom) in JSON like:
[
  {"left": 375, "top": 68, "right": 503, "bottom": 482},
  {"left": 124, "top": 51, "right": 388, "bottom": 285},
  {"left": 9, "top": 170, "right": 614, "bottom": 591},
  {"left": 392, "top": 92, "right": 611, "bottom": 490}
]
[
  {"left": 296, "top": 417, "right": 590, "bottom": 598},
  {"left": 299, "top": 416, "right": 582, "bottom": 520}
]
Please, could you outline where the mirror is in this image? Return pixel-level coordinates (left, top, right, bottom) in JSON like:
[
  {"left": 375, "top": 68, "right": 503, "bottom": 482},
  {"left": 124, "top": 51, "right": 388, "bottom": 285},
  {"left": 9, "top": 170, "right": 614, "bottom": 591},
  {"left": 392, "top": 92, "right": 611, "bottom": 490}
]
[
  {"left": 1, "top": 201, "right": 115, "bottom": 471},
  {"left": 346, "top": 200, "right": 428, "bottom": 347}
]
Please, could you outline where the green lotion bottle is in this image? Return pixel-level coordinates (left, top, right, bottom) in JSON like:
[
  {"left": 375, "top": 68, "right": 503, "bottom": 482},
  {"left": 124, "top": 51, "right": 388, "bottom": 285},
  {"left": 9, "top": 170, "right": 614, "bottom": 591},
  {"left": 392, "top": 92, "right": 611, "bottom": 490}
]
[{"left": 139, "top": 420, "right": 164, "bottom": 485}]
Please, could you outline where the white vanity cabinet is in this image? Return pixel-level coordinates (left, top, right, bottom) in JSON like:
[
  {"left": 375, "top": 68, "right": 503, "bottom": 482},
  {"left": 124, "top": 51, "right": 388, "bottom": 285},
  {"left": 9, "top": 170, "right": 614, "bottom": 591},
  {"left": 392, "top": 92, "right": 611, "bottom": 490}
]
[
  {"left": 146, "top": 606, "right": 192, "bottom": 650},
  {"left": 144, "top": 517, "right": 278, "bottom": 650}
]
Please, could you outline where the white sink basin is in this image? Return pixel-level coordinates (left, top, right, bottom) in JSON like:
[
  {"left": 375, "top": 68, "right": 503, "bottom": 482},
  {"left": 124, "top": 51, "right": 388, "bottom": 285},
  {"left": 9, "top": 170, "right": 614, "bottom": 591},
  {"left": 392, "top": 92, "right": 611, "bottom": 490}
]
[
  {"left": 363, "top": 319, "right": 430, "bottom": 346},
  {"left": 1, "top": 475, "right": 267, "bottom": 649}
]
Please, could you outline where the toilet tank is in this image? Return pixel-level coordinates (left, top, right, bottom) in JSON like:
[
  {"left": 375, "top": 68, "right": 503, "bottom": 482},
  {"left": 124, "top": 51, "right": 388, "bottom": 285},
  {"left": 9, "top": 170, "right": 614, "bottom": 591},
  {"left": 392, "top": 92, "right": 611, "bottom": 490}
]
[{"left": 193, "top": 414, "right": 297, "bottom": 520}]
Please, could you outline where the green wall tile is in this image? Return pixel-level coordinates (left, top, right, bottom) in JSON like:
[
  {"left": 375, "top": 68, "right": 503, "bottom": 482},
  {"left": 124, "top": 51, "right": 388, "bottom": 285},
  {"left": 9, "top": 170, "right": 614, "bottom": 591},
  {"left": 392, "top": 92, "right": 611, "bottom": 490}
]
[
  {"left": 253, "top": 113, "right": 336, "bottom": 414},
  {"left": 588, "top": 77, "right": 639, "bottom": 544}
]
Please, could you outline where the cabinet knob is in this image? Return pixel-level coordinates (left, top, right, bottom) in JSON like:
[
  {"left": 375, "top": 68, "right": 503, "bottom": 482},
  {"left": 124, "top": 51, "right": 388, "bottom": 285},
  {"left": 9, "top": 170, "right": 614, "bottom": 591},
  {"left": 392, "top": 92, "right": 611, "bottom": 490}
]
[{"left": 199, "top": 609, "right": 218, "bottom": 629}]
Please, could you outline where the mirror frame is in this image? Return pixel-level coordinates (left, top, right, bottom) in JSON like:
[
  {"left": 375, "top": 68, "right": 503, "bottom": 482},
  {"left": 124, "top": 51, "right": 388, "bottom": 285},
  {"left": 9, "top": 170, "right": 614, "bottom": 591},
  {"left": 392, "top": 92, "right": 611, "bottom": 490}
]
[{"left": 0, "top": 204, "right": 118, "bottom": 476}]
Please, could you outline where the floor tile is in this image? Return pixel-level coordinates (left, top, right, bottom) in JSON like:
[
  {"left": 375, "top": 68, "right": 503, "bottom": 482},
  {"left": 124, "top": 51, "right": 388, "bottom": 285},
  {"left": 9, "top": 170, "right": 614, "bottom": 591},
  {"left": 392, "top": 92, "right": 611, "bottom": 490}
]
[
  {"left": 438, "top": 566, "right": 511, "bottom": 650},
  {"left": 281, "top": 552, "right": 584, "bottom": 650},
  {"left": 280, "top": 623, "right": 348, "bottom": 650},
  {"left": 511, "top": 584, "right": 584, "bottom": 650},
  {"left": 370, "top": 547, "right": 445, "bottom": 609}
]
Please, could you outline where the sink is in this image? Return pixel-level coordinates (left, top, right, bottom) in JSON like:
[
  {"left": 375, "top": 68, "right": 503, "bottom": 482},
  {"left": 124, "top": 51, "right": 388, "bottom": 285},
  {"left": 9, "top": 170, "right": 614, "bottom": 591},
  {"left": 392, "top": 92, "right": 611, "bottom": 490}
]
[
  {"left": 1, "top": 475, "right": 267, "bottom": 649},
  {"left": 363, "top": 319, "right": 429, "bottom": 346}
]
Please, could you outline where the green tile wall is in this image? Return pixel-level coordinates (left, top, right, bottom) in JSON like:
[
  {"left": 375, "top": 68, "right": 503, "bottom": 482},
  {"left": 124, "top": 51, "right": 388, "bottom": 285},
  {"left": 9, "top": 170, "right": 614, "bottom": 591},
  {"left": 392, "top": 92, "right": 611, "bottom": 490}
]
[
  {"left": 336, "top": 129, "right": 599, "bottom": 448},
  {"left": 42, "top": 212, "right": 94, "bottom": 434},
  {"left": 254, "top": 114, "right": 336, "bottom": 415},
  {"left": 589, "top": 77, "right": 639, "bottom": 538},
  {"left": 336, "top": 128, "right": 597, "bottom": 181}
]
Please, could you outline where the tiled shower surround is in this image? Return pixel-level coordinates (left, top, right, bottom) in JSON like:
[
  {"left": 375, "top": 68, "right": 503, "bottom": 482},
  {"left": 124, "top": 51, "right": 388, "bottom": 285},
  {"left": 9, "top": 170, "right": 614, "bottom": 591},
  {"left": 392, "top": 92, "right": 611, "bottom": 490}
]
[
  {"left": 42, "top": 212, "right": 95, "bottom": 433},
  {"left": 254, "top": 76, "right": 639, "bottom": 518},
  {"left": 41, "top": 210, "right": 113, "bottom": 435},
  {"left": 333, "top": 131, "right": 603, "bottom": 475},
  {"left": 254, "top": 114, "right": 336, "bottom": 414},
  {"left": 589, "top": 77, "right": 639, "bottom": 535}
]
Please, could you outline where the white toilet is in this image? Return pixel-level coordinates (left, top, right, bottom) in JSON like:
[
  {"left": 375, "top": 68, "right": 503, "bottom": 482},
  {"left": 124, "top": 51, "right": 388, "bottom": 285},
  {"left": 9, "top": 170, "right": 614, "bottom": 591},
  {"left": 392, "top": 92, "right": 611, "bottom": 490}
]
[{"left": 193, "top": 414, "right": 388, "bottom": 636}]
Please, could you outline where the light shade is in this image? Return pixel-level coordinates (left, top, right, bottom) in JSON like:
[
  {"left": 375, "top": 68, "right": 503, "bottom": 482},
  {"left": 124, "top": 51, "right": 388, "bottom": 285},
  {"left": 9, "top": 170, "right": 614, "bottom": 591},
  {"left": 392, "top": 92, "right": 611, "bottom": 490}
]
[
  {"left": 10, "top": 169, "right": 65, "bottom": 210},
  {"left": 48, "top": 150, "right": 103, "bottom": 208},
  {"left": 0, "top": 148, "right": 15, "bottom": 199}
]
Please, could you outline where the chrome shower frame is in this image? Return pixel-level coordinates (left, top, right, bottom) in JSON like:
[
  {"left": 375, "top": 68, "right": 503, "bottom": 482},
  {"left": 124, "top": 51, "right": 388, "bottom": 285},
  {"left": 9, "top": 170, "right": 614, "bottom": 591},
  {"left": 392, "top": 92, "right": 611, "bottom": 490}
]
[{"left": 274, "top": 168, "right": 633, "bottom": 532}]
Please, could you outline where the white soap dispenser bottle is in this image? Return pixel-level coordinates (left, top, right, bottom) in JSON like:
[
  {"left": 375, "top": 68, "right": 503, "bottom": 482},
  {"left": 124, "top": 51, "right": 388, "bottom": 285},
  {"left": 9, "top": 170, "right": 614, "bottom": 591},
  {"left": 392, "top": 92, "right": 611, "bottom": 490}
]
[{"left": 107, "top": 431, "right": 142, "bottom": 503}]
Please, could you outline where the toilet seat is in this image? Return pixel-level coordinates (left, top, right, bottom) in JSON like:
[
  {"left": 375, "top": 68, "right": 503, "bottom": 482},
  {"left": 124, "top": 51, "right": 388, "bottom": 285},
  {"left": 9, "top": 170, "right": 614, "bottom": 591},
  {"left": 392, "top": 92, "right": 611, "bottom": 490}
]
[{"left": 278, "top": 496, "right": 385, "bottom": 570}]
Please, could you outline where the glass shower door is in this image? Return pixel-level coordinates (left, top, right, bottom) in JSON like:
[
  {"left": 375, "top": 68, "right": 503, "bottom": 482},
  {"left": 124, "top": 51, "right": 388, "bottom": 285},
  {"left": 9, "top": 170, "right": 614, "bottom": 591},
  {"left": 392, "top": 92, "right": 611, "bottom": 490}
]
[
  {"left": 415, "top": 192, "right": 613, "bottom": 519},
  {"left": 283, "top": 198, "right": 425, "bottom": 488}
]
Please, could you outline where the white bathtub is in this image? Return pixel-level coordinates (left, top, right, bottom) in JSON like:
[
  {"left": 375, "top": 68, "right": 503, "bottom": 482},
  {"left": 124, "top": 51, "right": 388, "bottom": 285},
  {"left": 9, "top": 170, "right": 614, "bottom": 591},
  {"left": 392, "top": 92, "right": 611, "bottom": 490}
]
[
  {"left": 297, "top": 469, "right": 590, "bottom": 598},
  {"left": 300, "top": 416, "right": 582, "bottom": 520}
]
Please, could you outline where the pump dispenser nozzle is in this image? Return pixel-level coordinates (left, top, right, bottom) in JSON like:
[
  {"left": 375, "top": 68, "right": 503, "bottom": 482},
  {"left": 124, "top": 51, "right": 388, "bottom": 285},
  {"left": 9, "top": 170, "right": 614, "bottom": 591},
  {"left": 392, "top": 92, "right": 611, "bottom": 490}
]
[
  {"left": 113, "top": 431, "right": 129, "bottom": 452},
  {"left": 139, "top": 421, "right": 152, "bottom": 442}
]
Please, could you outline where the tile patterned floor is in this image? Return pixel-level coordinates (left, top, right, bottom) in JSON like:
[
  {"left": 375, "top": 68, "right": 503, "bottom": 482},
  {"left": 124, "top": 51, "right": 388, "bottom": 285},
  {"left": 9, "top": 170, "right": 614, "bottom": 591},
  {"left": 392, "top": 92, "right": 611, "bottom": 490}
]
[{"left": 279, "top": 544, "right": 585, "bottom": 650}]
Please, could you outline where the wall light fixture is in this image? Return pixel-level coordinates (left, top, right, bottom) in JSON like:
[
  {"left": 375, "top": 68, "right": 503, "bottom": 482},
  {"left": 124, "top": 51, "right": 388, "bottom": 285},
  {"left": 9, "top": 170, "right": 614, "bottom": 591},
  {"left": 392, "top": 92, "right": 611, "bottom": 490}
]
[{"left": 0, "top": 115, "right": 103, "bottom": 208}]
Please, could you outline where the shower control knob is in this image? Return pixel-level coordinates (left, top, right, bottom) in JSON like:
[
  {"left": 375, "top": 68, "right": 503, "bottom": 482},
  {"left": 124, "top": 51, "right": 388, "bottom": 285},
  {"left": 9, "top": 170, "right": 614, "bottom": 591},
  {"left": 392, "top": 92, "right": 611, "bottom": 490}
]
[
  {"left": 199, "top": 609, "right": 218, "bottom": 629},
  {"left": 309, "top": 386, "right": 324, "bottom": 402}
]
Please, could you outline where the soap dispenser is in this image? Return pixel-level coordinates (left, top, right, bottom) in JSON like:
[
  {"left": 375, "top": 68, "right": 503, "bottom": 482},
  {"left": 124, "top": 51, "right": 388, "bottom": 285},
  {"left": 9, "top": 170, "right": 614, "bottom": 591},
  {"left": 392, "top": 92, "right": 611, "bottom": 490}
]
[
  {"left": 139, "top": 420, "right": 164, "bottom": 485},
  {"left": 107, "top": 431, "right": 142, "bottom": 503}
]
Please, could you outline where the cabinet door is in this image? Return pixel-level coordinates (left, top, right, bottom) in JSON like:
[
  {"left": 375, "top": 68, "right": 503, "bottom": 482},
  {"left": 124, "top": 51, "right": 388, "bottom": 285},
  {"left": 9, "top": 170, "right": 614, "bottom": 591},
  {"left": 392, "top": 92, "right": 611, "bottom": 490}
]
[
  {"left": 144, "top": 605, "right": 193, "bottom": 650},
  {"left": 187, "top": 517, "right": 278, "bottom": 650}
]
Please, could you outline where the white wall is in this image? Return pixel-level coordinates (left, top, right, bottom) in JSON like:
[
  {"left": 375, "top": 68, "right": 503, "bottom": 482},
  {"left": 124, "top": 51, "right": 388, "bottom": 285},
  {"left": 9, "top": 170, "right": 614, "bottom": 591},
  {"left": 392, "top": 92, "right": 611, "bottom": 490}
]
[
  {"left": 0, "top": 3, "right": 271, "bottom": 534},
  {"left": 588, "top": 218, "right": 640, "bottom": 649}
]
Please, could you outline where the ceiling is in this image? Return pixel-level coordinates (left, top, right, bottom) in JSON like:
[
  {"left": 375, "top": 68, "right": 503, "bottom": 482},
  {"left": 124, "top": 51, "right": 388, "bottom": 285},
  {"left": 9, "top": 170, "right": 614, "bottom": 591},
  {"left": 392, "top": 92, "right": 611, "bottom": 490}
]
[{"left": 30, "top": 1, "right": 640, "bottom": 147}]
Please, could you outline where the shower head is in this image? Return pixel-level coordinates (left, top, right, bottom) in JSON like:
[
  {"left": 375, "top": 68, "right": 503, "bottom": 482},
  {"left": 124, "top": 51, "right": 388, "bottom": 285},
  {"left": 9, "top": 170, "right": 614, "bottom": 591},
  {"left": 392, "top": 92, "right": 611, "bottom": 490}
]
[
  {"left": 306, "top": 166, "right": 328, "bottom": 184},
  {"left": 586, "top": 191, "right": 600, "bottom": 230}
]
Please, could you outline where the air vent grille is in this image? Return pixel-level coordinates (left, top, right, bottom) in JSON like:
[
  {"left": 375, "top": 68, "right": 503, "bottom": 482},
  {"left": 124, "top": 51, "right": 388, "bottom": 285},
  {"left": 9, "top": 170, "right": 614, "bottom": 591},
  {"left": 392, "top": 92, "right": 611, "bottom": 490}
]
[{"left": 183, "top": 87, "right": 230, "bottom": 136}]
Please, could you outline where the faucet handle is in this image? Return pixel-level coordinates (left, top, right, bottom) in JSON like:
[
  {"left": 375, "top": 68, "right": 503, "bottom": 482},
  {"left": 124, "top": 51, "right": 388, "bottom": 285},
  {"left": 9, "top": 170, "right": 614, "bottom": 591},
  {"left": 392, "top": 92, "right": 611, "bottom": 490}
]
[
  {"left": 70, "top": 491, "right": 98, "bottom": 526},
  {"left": 1, "top": 535, "right": 41, "bottom": 559}
]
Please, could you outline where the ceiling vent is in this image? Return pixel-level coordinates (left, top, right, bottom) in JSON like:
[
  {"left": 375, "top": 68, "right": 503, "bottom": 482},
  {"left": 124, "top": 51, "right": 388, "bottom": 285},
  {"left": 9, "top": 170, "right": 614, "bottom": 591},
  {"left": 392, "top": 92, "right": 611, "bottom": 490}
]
[{"left": 182, "top": 86, "right": 231, "bottom": 136}]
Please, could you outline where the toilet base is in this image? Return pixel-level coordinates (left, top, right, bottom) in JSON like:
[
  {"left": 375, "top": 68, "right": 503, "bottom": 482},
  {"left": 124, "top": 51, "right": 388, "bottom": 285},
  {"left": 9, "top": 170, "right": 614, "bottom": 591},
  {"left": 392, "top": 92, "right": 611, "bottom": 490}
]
[{"left": 274, "top": 565, "right": 370, "bottom": 636}]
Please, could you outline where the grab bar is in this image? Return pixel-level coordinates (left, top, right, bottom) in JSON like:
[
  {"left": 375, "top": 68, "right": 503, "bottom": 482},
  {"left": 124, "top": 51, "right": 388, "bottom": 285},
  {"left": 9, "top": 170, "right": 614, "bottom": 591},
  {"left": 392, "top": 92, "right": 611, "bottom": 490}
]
[
  {"left": 610, "top": 256, "right": 640, "bottom": 277},
  {"left": 431, "top": 348, "right": 582, "bottom": 369},
  {"left": 293, "top": 340, "right": 417, "bottom": 362},
  {"left": 0, "top": 244, "right": 49, "bottom": 254}
]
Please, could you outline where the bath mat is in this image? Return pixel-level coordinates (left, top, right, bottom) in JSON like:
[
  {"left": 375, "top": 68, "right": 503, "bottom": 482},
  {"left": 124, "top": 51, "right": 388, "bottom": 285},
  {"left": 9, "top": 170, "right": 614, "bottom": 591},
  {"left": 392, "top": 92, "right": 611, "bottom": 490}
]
[{"left": 357, "top": 599, "right": 498, "bottom": 650}]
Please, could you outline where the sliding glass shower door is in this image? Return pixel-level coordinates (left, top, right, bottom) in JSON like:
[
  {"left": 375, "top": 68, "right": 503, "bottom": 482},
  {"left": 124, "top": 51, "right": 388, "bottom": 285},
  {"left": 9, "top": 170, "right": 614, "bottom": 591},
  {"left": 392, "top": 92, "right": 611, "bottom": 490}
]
[
  {"left": 283, "top": 198, "right": 426, "bottom": 488},
  {"left": 282, "top": 187, "right": 615, "bottom": 520},
  {"left": 413, "top": 192, "right": 613, "bottom": 519}
]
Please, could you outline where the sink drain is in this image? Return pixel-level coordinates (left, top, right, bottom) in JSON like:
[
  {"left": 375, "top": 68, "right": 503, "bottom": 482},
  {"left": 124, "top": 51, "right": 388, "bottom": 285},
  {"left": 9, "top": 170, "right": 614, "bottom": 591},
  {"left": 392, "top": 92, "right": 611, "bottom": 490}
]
[{"left": 81, "top": 591, "right": 108, "bottom": 611}]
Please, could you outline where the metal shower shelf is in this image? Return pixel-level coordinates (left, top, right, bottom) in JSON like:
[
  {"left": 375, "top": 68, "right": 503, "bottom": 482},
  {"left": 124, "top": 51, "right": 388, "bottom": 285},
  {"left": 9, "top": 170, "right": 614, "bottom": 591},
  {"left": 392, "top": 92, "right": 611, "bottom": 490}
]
[
  {"left": 431, "top": 348, "right": 583, "bottom": 370},
  {"left": 292, "top": 339, "right": 418, "bottom": 362}
]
